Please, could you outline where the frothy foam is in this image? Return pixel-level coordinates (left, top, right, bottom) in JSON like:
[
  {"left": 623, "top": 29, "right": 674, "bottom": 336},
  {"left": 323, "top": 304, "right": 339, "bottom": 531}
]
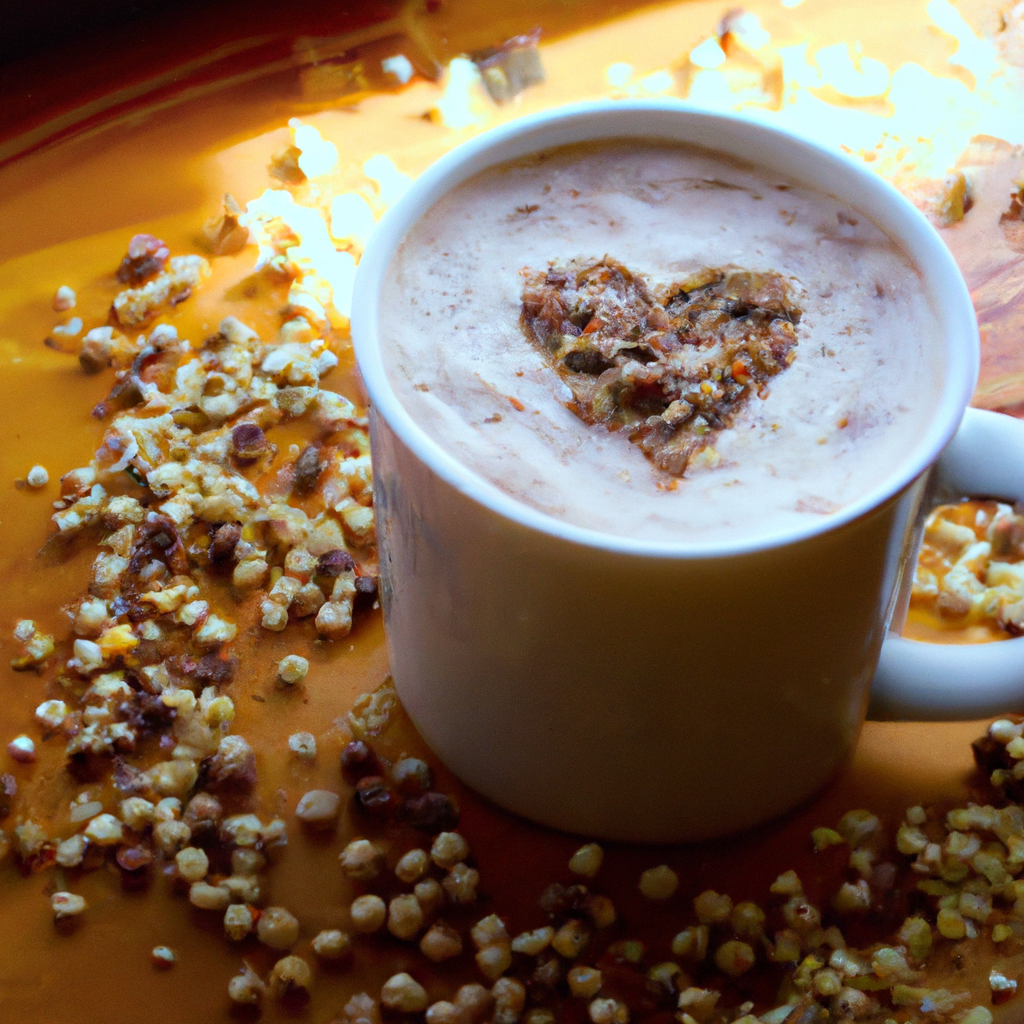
[{"left": 379, "top": 141, "right": 945, "bottom": 544}]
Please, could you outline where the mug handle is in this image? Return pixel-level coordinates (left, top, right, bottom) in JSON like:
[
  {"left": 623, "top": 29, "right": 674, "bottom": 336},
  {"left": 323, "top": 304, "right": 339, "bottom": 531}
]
[{"left": 870, "top": 407, "right": 1024, "bottom": 720}]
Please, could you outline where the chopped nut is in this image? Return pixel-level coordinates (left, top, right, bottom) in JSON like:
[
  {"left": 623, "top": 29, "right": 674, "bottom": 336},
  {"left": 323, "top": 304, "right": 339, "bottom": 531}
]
[
  {"left": 15, "top": 821, "right": 48, "bottom": 858},
  {"left": 278, "top": 654, "right": 310, "bottom": 684},
  {"left": 961, "top": 1009, "right": 994, "bottom": 1024},
  {"left": 693, "top": 890, "right": 732, "bottom": 925},
  {"left": 583, "top": 893, "right": 617, "bottom": 929},
  {"left": 421, "top": 921, "right": 464, "bottom": 962},
  {"left": 588, "top": 997, "right": 629, "bottom": 1024},
  {"left": 189, "top": 881, "right": 232, "bottom": 911},
  {"left": 731, "top": 902, "right": 766, "bottom": 941},
  {"left": 381, "top": 972, "right": 429, "bottom": 1013},
  {"left": 569, "top": 842, "right": 604, "bottom": 878},
  {"left": 69, "top": 800, "right": 104, "bottom": 825},
  {"left": 396, "top": 847, "right": 430, "bottom": 883},
  {"left": 151, "top": 946, "right": 176, "bottom": 968},
  {"left": 231, "top": 848, "right": 266, "bottom": 876},
  {"left": 268, "top": 955, "right": 312, "bottom": 998},
  {"left": 312, "top": 928, "right": 352, "bottom": 959},
  {"left": 811, "top": 827, "right": 845, "bottom": 851},
  {"left": 207, "top": 736, "right": 255, "bottom": 793},
  {"left": 84, "top": 813, "right": 124, "bottom": 846},
  {"left": 228, "top": 962, "right": 267, "bottom": 1004},
  {"left": 568, "top": 966, "right": 604, "bottom": 999},
  {"left": 295, "top": 789, "right": 341, "bottom": 826},
  {"left": 224, "top": 903, "right": 256, "bottom": 941},
  {"left": 492, "top": 977, "right": 526, "bottom": 1023},
  {"left": 442, "top": 862, "right": 480, "bottom": 904},
  {"left": 194, "top": 613, "right": 236, "bottom": 646},
  {"left": 415, "top": 878, "right": 445, "bottom": 915},
  {"left": 511, "top": 926, "right": 554, "bottom": 956},
  {"left": 257, "top": 906, "right": 301, "bottom": 950},
  {"left": 671, "top": 926, "right": 709, "bottom": 961},
  {"left": 26, "top": 466, "right": 49, "bottom": 488},
  {"left": 7, "top": 735, "right": 36, "bottom": 763},
  {"left": 639, "top": 864, "right": 678, "bottom": 900},
  {"left": 782, "top": 895, "right": 821, "bottom": 933},
  {"left": 351, "top": 894, "right": 387, "bottom": 933},
  {"left": 836, "top": 809, "right": 881, "bottom": 847},
  {"left": 472, "top": 914, "right": 509, "bottom": 949},
  {"left": 153, "top": 820, "right": 192, "bottom": 856},
  {"left": 342, "top": 991, "right": 382, "bottom": 1024},
  {"left": 454, "top": 983, "right": 493, "bottom": 1021},
  {"left": 769, "top": 870, "right": 803, "bottom": 897},
  {"left": 551, "top": 919, "right": 590, "bottom": 959},
  {"left": 53, "top": 286, "right": 77, "bottom": 311},
  {"left": 119, "top": 797, "right": 155, "bottom": 831},
  {"left": 937, "top": 906, "right": 968, "bottom": 939},
  {"left": 340, "top": 838, "right": 383, "bottom": 880},
  {"left": 175, "top": 846, "right": 209, "bottom": 882},
  {"left": 906, "top": 805, "right": 928, "bottom": 826},
  {"left": 833, "top": 879, "right": 872, "bottom": 914},
  {"left": 34, "top": 700, "right": 69, "bottom": 729},
  {"left": 523, "top": 1012, "right": 556, "bottom": 1024},
  {"left": 55, "top": 835, "right": 88, "bottom": 868},
  {"left": 12, "top": 625, "right": 56, "bottom": 670},
  {"left": 714, "top": 940, "right": 756, "bottom": 977},
  {"left": 431, "top": 830, "right": 469, "bottom": 869},
  {"left": 392, "top": 757, "right": 433, "bottom": 795},
  {"left": 288, "top": 731, "right": 317, "bottom": 760},
  {"left": 476, "top": 943, "right": 513, "bottom": 981},
  {"left": 222, "top": 874, "right": 261, "bottom": 905},
  {"left": 425, "top": 1001, "right": 463, "bottom": 1024},
  {"left": 388, "top": 893, "right": 425, "bottom": 940},
  {"left": 233, "top": 557, "right": 269, "bottom": 590},
  {"left": 990, "top": 968, "right": 1017, "bottom": 994},
  {"left": 51, "top": 891, "right": 87, "bottom": 920}
]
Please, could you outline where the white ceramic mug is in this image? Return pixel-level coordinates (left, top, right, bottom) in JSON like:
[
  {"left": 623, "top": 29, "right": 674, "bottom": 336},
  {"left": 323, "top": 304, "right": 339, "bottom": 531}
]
[{"left": 352, "top": 100, "right": 986, "bottom": 842}]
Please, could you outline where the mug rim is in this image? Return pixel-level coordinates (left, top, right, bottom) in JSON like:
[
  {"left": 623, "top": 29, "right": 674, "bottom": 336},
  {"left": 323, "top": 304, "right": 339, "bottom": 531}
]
[{"left": 351, "top": 98, "right": 980, "bottom": 560}]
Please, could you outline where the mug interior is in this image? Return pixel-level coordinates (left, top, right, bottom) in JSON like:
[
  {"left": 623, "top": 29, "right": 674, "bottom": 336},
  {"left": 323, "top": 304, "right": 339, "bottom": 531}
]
[{"left": 351, "top": 99, "right": 979, "bottom": 560}]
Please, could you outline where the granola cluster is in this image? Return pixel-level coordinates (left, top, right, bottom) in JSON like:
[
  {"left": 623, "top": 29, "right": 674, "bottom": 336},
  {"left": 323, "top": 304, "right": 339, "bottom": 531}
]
[{"left": 520, "top": 258, "right": 801, "bottom": 475}]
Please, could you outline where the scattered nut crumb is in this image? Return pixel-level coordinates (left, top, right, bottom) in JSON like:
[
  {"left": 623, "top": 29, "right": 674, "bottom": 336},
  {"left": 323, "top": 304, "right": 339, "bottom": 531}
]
[
  {"left": 569, "top": 842, "right": 604, "bottom": 878},
  {"left": 53, "top": 286, "right": 77, "bottom": 311},
  {"left": 278, "top": 654, "right": 309, "bottom": 684},
  {"left": 288, "top": 731, "right": 317, "bottom": 759},
  {"left": 51, "top": 891, "right": 87, "bottom": 921},
  {"left": 7, "top": 735, "right": 36, "bottom": 763},
  {"left": 639, "top": 864, "right": 678, "bottom": 901},
  {"left": 350, "top": 894, "right": 387, "bottom": 933},
  {"left": 151, "top": 945, "right": 176, "bottom": 968},
  {"left": 382, "top": 972, "right": 429, "bottom": 1013},
  {"left": 295, "top": 788, "right": 341, "bottom": 826},
  {"left": 312, "top": 928, "right": 352, "bottom": 959}
]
